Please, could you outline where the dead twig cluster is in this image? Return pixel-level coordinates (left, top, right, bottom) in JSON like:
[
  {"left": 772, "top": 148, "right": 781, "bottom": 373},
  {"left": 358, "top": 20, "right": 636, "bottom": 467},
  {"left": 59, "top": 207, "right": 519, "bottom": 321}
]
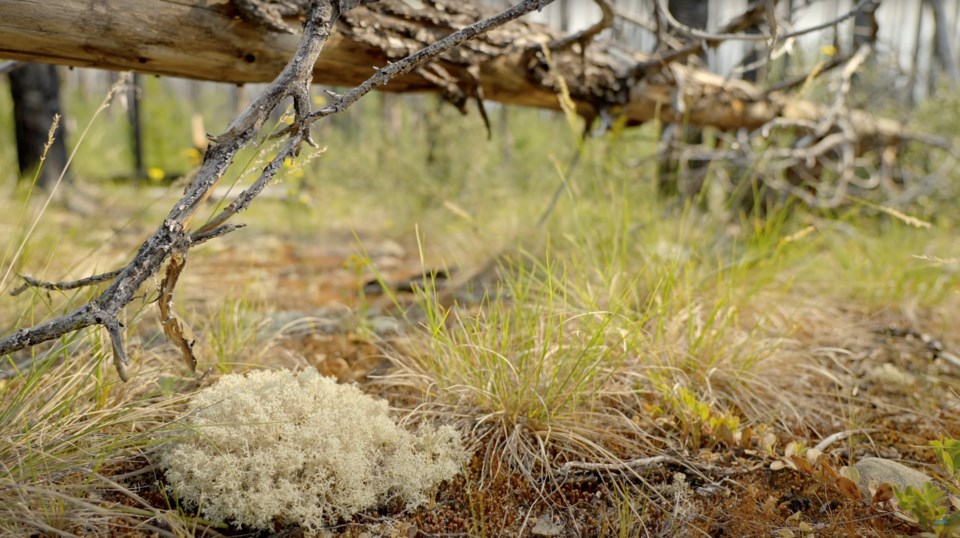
[
  {"left": 643, "top": 0, "right": 957, "bottom": 208},
  {"left": 0, "top": 0, "right": 557, "bottom": 379}
]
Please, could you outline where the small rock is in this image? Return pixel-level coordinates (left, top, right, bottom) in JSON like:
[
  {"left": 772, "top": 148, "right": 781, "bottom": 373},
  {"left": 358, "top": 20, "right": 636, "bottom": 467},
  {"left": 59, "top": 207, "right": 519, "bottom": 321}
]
[
  {"left": 267, "top": 307, "right": 354, "bottom": 336},
  {"left": 853, "top": 457, "right": 934, "bottom": 502},
  {"left": 369, "top": 239, "right": 406, "bottom": 259},
  {"left": 531, "top": 515, "right": 564, "bottom": 536},
  {"left": 866, "top": 363, "right": 917, "bottom": 387},
  {"left": 367, "top": 315, "right": 404, "bottom": 336}
]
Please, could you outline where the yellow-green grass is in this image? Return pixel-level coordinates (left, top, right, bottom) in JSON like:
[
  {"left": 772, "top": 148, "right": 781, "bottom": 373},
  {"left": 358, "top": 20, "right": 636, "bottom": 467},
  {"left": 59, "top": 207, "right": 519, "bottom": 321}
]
[{"left": 0, "top": 74, "right": 957, "bottom": 534}]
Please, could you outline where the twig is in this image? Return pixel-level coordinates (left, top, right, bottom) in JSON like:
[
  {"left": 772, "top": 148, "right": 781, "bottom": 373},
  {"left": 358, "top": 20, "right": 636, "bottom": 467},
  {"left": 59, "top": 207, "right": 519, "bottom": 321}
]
[
  {"left": 613, "top": 8, "right": 663, "bottom": 37},
  {"left": 310, "top": 0, "right": 555, "bottom": 122},
  {"left": 10, "top": 269, "right": 123, "bottom": 296},
  {"left": 813, "top": 429, "right": 877, "bottom": 452},
  {"left": 545, "top": 0, "right": 613, "bottom": 52},
  {"left": 202, "top": 0, "right": 555, "bottom": 236},
  {"left": 189, "top": 223, "right": 245, "bottom": 244},
  {"left": 11, "top": 223, "right": 242, "bottom": 297},
  {"left": 557, "top": 455, "right": 729, "bottom": 478},
  {"left": 632, "top": 0, "right": 770, "bottom": 79},
  {"left": 465, "top": 65, "right": 493, "bottom": 140},
  {"left": 765, "top": 52, "right": 853, "bottom": 94},
  {"left": 879, "top": 326, "right": 960, "bottom": 373},
  {"left": 0, "top": 0, "right": 344, "bottom": 374},
  {"left": 657, "top": 0, "right": 878, "bottom": 43}
]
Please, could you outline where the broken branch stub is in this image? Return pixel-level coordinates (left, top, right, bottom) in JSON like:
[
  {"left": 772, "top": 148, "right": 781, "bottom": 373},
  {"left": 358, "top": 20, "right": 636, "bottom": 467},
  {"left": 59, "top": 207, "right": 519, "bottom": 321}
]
[
  {"left": 159, "top": 252, "right": 196, "bottom": 373},
  {"left": 0, "top": 0, "right": 558, "bottom": 379}
]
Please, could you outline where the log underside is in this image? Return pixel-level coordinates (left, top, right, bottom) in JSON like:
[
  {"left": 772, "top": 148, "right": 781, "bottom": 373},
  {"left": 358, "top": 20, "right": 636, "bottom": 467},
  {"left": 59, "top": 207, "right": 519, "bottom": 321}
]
[{"left": 0, "top": 0, "right": 905, "bottom": 144}]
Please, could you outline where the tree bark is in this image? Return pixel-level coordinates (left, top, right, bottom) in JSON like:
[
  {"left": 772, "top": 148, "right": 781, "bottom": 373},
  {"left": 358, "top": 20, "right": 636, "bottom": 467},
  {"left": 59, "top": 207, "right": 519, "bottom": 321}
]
[
  {"left": 0, "top": 0, "right": 914, "bottom": 147},
  {"left": 658, "top": 0, "right": 710, "bottom": 198},
  {"left": 927, "top": 0, "right": 959, "bottom": 86},
  {"left": 8, "top": 63, "right": 71, "bottom": 190}
]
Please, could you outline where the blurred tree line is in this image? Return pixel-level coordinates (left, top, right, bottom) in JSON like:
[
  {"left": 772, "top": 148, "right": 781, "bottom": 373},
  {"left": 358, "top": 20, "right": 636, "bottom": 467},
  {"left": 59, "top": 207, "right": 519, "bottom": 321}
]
[{"left": 5, "top": 0, "right": 960, "bottom": 191}]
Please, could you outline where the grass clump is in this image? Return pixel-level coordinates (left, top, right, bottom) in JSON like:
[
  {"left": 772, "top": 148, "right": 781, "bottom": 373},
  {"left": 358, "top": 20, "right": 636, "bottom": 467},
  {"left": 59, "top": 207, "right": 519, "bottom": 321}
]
[
  {"left": 0, "top": 341, "right": 192, "bottom": 536},
  {"left": 159, "top": 367, "right": 467, "bottom": 531},
  {"left": 389, "top": 257, "right": 650, "bottom": 478}
]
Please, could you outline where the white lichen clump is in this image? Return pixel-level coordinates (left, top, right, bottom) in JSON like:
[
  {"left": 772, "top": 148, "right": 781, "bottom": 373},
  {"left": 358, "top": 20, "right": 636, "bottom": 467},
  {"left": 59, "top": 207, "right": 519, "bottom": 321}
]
[{"left": 159, "top": 368, "right": 466, "bottom": 531}]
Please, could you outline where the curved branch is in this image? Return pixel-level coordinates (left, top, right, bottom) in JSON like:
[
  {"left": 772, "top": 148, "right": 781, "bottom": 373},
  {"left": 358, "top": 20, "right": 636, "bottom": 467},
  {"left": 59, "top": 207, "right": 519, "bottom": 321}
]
[
  {"left": 657, "top": 0, "right": 878, "bottom": 43},
  {"left": 546, "top": 0, "right": 614, "bottom": 52},
  {"left": 10, "top": 269, "right": 123, "bottom": 296},
  {"left": 0, "top": 0, "right": 558, "bottom": 378},
  {"left": 311, "top": 0, "right": 554, "bottom": 120},
  {"left": 632, "top": 0, "right": 770, "bottom": 79},
  {"left": 0, "top": 0, "right": 346, "bottom": 372}
]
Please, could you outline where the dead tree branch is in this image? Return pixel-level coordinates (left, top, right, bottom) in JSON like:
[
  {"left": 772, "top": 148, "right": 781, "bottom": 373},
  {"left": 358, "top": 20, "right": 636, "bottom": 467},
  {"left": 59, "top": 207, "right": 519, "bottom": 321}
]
[
  {"left": 657, "top": 0, "right": 879, "bottom": 43},
  {"left": 0, "top": 0, "right": 556, "bottom": 379},
  {"left": 10, "top": 270, "right": 123, "bottom": 297},
  {"left": 310, "top": 0, "right": 554, "bottom": 121},
  {"left": 9, "top": 223, "right": 244, "bottom": 297},
  {"left": 632, "top": 0, "right": 771, "bottom": 79},
  {"left": 546, "top": 0, "right": 613, "bottom": 52},
  {"left": 0, "top": 0, "right": 345, "bottom": 380}
]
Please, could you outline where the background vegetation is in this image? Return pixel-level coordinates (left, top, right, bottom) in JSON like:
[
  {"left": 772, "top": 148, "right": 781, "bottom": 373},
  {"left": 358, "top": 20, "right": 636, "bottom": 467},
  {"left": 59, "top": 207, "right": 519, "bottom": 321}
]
[{"left": 0, "top": 60, "right": 959, "bottom": 536}]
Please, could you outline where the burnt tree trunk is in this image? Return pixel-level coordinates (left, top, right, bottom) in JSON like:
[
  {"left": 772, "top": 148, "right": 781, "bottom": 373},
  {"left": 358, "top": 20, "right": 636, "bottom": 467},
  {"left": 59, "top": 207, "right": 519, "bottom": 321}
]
[
  {"left": 8, "top": 63, "right": 70, "bottom": 190},
  {"left": 927, "top": 0, "right": 959, "bottom": 87},
  {"left": 657, "top": 0, "right": 709, "bottom": 199},
  {"left": 128, "top": 73, "right": 145, "bottom": 180}
]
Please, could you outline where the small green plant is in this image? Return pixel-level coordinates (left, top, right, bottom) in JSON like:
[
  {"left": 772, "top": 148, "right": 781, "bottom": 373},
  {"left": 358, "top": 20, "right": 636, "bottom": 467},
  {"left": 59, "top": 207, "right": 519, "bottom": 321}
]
[
  {"left": 659, "top": 384, "right": 741, "bottom": 449},
  {"left": 932, "top": 439, "right": 960, "bottom": 479},
  {"left": 894, "top": 482, "right": 959, "bottom": 537},
  {"left": 893, "top": 438, "right": 960, "bottom": 537}
]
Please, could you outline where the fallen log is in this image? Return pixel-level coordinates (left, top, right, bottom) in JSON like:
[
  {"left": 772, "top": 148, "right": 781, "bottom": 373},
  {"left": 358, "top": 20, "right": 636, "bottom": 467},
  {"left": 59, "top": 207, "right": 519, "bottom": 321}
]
[{"left": 0, "top": 0, "right": 914, "bottom": 145}]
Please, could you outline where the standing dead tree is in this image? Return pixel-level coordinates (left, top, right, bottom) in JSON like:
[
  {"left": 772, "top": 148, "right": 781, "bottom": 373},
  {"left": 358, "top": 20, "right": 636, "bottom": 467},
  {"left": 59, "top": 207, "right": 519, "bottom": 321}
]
[
  {"left": 8, "top": 63, "right": 71, "bottom": 190},
  {"left": 0, "top": 0, "right": 558, "bottom": 379}
]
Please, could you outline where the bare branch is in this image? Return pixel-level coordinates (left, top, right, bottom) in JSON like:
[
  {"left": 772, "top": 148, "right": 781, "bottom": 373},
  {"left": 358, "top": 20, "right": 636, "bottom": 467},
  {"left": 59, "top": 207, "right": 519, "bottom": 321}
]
[
  {"left": 813, "top": 429, "right": 877, "bottom": 452},
  {"left": 0, "top": 0, "right": 346, "bottom": 372},
  {"left": 546, "top": 0, "right": 614, "bottom": 52},
  {"left": 10, "top": 269, "right": 123, "bottom": 296},
  {"left": 657, "top": 0, "right": 878, "bottom": 43},
  {"left": 190, "top": 223, "right": 246, "bottom": 244},
  {"left": 311, "top": 0, "right": 555, "bottom": 121},
  {"left": 632, "top": 0, "right": 770, "bottom": 79},
  {"left": 10, "top": 222, "right": 242, "bottom": 297},
  {"left": 193, "top": 135, "right": 308, "bottom": 237},
  {"left": 0, "top": 0, "right": 558, "bottom": 378},
  {"left": 765, "top": 52, "right": 852, "bottom": 94},
  {"left": 557, "top": 455, "right": 729, "bottom": 479}
]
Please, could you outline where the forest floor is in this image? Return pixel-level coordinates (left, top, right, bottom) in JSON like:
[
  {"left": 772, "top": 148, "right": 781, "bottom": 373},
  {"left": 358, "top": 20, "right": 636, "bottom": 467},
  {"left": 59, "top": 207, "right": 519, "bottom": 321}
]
[
  {"left": 3, "top": 181, "right": 958, "bottom": 537},
  {"left": 1, "top": 79, "right": 959, "bottom": 535}
]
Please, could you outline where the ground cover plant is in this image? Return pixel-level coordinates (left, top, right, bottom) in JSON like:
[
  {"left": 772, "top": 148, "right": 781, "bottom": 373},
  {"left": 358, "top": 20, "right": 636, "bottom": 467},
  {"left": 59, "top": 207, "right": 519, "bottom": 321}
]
[
  {"left": 1, "top": 74, "right": 958, "bottom": 535},
  {"left": 2, "top": 6, "right": 960, "bottom": 538}
]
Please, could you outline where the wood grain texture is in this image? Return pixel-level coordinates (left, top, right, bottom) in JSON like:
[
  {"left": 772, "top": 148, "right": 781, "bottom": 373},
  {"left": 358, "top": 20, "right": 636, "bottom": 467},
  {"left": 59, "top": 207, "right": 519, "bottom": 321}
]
[{"left": 0, "top": 0, "right": 907, "bottom": 142}]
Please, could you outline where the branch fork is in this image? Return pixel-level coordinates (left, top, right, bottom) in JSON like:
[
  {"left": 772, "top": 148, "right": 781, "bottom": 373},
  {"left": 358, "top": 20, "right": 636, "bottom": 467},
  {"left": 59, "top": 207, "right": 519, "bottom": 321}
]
[{"left": 1, "top": 0, "right": 558, "bottom": 380}]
